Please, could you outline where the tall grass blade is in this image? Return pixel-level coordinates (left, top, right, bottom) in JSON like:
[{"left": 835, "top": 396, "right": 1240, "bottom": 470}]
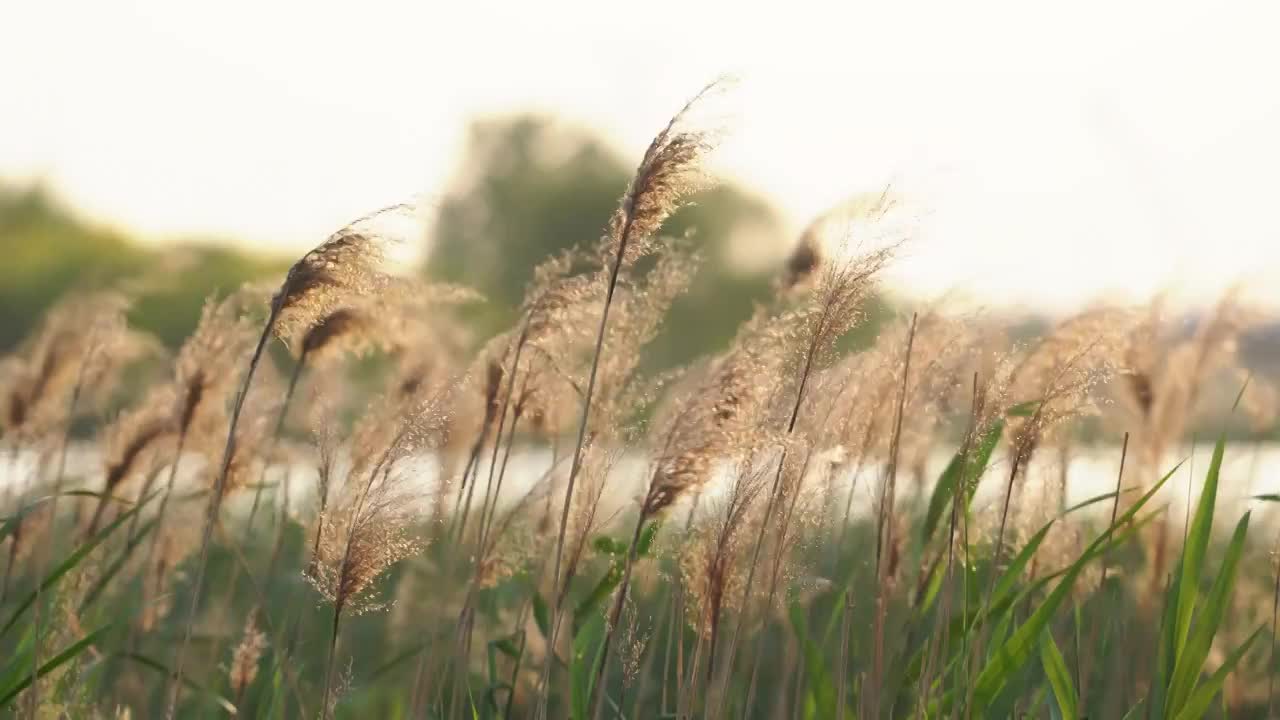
[
  {"left": 1039, "top": 630, "right": 1077, "bottom": 720},
  {"left": 1171, "top": 626, "right": 1263, "bottom": 720},
  {"left": 0, "top": 491, "right": 156, "bottom": 639},
  {"left": 966, "top": 459, "right": 1178, "bottom": 712},
  {"left": 0, "top": 625, "right": 112, "bottom": 706},
  {"left": 1172, "top": 436, "right": 1226, "bottom": 659},
  {"left": 921, "top": 420, "right": 1003, "bottom": 543},
  {"left": 1165, "top": 511, "right": 1251, "bottom": 714}
]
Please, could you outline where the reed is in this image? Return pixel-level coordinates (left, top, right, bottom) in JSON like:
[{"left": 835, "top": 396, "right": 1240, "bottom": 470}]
[{"left": 3, "top": 81, "right": 1279, "bottom": 720}]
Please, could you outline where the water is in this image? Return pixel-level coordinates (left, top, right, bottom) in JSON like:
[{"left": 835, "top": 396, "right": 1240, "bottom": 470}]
[{"left": 3, "top": 442, "right": 1278, "bottom": 535}]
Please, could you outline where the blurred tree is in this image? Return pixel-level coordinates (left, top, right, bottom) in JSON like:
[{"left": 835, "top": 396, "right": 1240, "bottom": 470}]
[
  {"left": 0, "top": 184, "right": 287, "bottom": 351},
  {"left": 426, "top": 115, "right": 795, "bottom": 368}
]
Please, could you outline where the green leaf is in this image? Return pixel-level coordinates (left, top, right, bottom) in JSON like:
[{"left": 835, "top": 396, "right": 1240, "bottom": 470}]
[
  {"left": 1173, "top": 436, "right": 1226, "bottom": 660},
  {"left": 788, "top": 601, "right": 840, "bottom": 717},
  {"left": 366, "top": 641, "right": 433, "bottom": 682},
  {"left": 966, "top": 461, "right": 1178, "bottom": 712},
  {"left": 591, "top": 536, "right": 627, "bottom": 556},
  {"left": 0, "top": 490, "right": 157, "bottom": 640},
  {"left": 921, "top": 421, "right": 1004, "bottom": 543},
  {"left": 493, "top": 635, "right": 523, "bottom": 659},
  {"left": 918, "top": 553, "right": 945, "bottom": 613},
  {"left": 988, "top": 520, "right": 1055, "bottom": 612},
  {"left": 1172, "top": 626, "right": 1263, "bottom": 720},
  {"left": 1007, "top": 400, "right": 1041, "bottom": 418},
  {"left": 533, "top": 592, "right": 550, "bottom": 639},
  {"left": 1166, "top": 512, "right": 1251, "bottom": 714},
  {"left": 1120, "top": 698, "right": 1145, "bottom": 720},
  {"left": 0, "top": 625, "right": 113, "bottom": 706},
  {"left": 78, "top": 516, "right": 159, "bottom": 612},
  {"left": 1039, "top": 631, "right": 1077, "bottom": 720},
  {"left": 1150, "top": 563, "right": 1181, "bottom": 720},
  {"left": 574, "top": 562, "right": 623, "bottom": 633},
  {"left": 985, "top": 490, "right": 1120, "bottom": 627},
  {"left": 0, "top": 489, "right": 135, "bottom": 543},
  {"left": 636, "top": 520, "right": 662, "bottom": 557},
  {"left": 113, "top": 651, "right": 239, "bottom": 715},
  {"left": 570, "top": 612, "right": 605, "bottom": 720}
]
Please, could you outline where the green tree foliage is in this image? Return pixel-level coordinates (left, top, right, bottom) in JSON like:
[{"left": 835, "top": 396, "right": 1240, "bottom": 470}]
[
  {"left": 0, "top": 185, "right": 287, "bottom": 350},
  {"left": 425, "top": 115, "right": 795, "bottom": 368}
]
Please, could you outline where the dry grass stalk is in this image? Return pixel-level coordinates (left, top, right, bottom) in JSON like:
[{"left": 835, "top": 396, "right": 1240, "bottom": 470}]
[
  {"left": 127, "top": 292, "right": 259, "bottom": 643},
  {"left": 18, "top": 291, "right": 156, "bottom": 715},
  {"left": 536, "top": 79, "right": 729, "bottom": 720},
  {"left": 989, "top": 308, "right": 1132, "bottom": 566},
  {"left": 307, "top": 390, "right": 444, "bottom": 718},
  {"left": 1112, "top": 292, "right": 1271, "bottom": 598},
  {"left": 166, "top": 204, "right": 415, "bottom": 719},
  {"left": 707, "top": 200, "right": 900, "bottom": 717},
  {"left": 586, "top": 293, "right": 791, "bottom": 717}
]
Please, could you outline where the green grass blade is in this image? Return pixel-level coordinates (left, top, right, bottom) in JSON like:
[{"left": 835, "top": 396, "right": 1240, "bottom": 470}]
[
  {"left": 788, "top": 600, "right": 839, "bottom": 717},
  {"left": 1172, "top": 626, "right": 1263, "bottom": 720},
  {"left": 1166, "top": 511, "right": 1250, "bottom": 714},
  {"left": 1173, "top": 436, "right": 1226, "bottom": 659},
  {"left": 984, "top": 489, "right": 1136, "bottom": 631},
  {"left": 570, "top": 612, "right": 605, "bottom": 720},
  {"left": 113, "top": 651, "right": 239, "bottom": 715},
  {"left": 1121, "top": 699, "right": 1145, "bottom": 720},
  {"left": 636, "top": 520, "right": 661, "bottom": 556},
  {"left": 921, "top": 420, "right": 1003, "bottom": 543},
  {"left": 573, "top": 562, "right": 623, "bottom": 634},
  {"left": 1150, "top": 562, "right": 1181, "bottom": 719},
  {"left": 0, "top": 489, "right": 135, "bottom": 543},
  {"left": 533, "top": 592, "right": 551, "bottom": 639},
  {"left": 0, "top": 490, "right": 156, "bottom": 639},
  {"left": 988, "top": 520, "right": 1055, "bottom": 612},
  {"left": 967, "top": 462, "right": 1178, "bottom": 712},
  {"left": 77, "top": 516, "right": 159, "bottom": 613},
  {"left": 367, "top": 640, "right": 434, "bottom": 682},
  {"left": 0, "top": 625, "right": 112, "bottom": 706},
  {"left": 591, "top": 536, "right": 628, "bottom": 556},
  {"left": 1039, "top": 630, "right": 1077, "bottom": 720}
]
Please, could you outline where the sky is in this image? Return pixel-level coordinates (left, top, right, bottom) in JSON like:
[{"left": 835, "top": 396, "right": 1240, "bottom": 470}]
[{"left": 3, "top": 1, "right": 1279, "bottom": 311}]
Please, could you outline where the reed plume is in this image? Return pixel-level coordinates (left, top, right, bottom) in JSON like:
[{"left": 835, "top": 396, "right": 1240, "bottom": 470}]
[
  {"left": 85, "top": 386, "right": 178, "bottom": 534},
  {"left": 585, "top": 287, "right": 791, "bottom": 716},
  {"left": 678, "top": 454, "right": 772, "bottom": 694},
  {"left": 0, "top": 292, "right": 138, "bottom": 444},
  {"left": 1113, "top": 292, "right": 1269, "bottom": 597},
  {"left": 535, "top": 78, "right": 728, "bottom": 720},
  {"left": 14, "top": 291, "right": 156, "bottom": 714},
  {"left": 228, "top": 611, "right": 267, "bottom": 708},
  {"left": 307, "top": 388, "right": 447, "bottom": 719},
  {"left": 165, "top": 203, "right": 415, "bottom": 719},
  {"left": 967, "top": 307, "right": 1130, "bottom": 691},
  {"left": 709, "top": 197, "right": 901, "bottom": 716},
  {"left": 126, "top": 292, "right": 257, "bottom": 636}
]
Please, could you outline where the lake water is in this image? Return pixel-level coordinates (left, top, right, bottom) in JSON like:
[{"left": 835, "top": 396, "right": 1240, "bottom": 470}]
[{"left": 3, "top": 442, "right": 1279, "bottom": 535}]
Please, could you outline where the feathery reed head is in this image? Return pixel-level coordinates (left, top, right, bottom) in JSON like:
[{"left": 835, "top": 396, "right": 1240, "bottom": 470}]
[
  {"left": 101, "top": 386, "right": 179, "bottom": 494},
  {"left": 272, "top": 203, "right": 418, "bottom": 346},
  {"left": 228, "top": 612, "right": 267, "bottom": 697},
  {"left": 643, "top": 308, "right": 786, "bottom": 518},
  {"left": 305, "top": 472, "right": 424, "bottom": 616},
  {"left": 0, "top": 291, "right": 139, "bottom": 440},
  {"left": 605, "top": 79, "right": 729, "bottom": 265},
  {"left": 1007, "top": 307, "right": 1132, "bottom": 465},
  {"left": 174, "top": 291, "right": 260, "bottom": 439}
]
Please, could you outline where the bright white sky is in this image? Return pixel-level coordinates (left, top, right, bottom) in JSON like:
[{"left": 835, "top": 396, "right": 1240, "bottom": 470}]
[{"left": 3, "top": 1, "right": 1279, "bottom": 311}]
